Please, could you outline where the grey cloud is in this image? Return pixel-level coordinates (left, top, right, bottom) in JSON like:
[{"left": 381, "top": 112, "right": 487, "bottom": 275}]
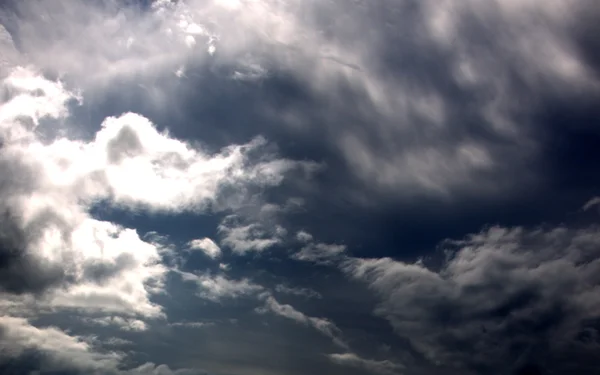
[
  {"left": 0, "top": 316, "right": 206, "bottom": 375},
  {"left": 0, "top": 210, "right": 67, "bottom": 295},
  {"left": 169, "top": 321, "right": 214, "bottom": 329},
  {"left": 0, "top": 65, "right": 310, "bottom": 316},
  {"left": 3, "top": 0, "right": 598, "bottom": 206},
  {"left": 292, "top": 242, "right": 346, "bottom": 264},
  {"left": 1, "top": 1, "right": 599, "bottom": 374},
  {"left": 295, "top": 230, "right": 313, "bottom": 243},
  {"left": 83, "top": 316, "right": 148, "bottom": 332},
  {"left": 106, "top": 124, "right": 145, "bottom": 164},
  {"left": 0, "top": 24, "right": 20, "bottom": 78},
  {"left": 103, "top": 337, "right": 133, "bottom": 347},
  {"left": 257, "top": 295, "right": 347, "bottom": 349},
  {"left": 82, "top": 253, "right": 139, "bottom": 286},
  {"left": 275, "top": 284, "right": 322, "bottom": 299},
  {"left": 0, "top": 316, "right": 122, "bottom": 374},
  {"left": 582, "top": 197, "right": 600, "bottom": 211},
  {"left": 344, "top": 224, "right": 600, "bottom": 374},
  {"left": 218, "top": 215, "right": 286, "bottom": 254},
  {"left": 177, "top": 270, "right": 264, "bottom": 302},
  {"left": 328, "top": 353, "right": 404, "bottom": 375},
  {"left": 322, "top": 0, "right": 600, "bottom": 199},
  {"left": 125, "top": 362, "right": 208, "bottom": 375}
]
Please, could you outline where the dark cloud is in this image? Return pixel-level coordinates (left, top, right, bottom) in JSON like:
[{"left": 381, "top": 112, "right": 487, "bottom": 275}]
[
  {"left": 344, "top": 224, "right": 600, "bottom": 374},
  {"left": 0, "top": 209, "right": 68, "bottom": 295}
]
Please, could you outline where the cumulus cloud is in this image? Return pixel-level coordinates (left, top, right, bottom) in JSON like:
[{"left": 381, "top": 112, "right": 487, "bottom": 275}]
[
  {"left": 257, "top": 295, "right": 347, "bottom": 349},
  {"left": 218, "top": 215, "right": 287, "bottom": 254},
  {"left": 0, "top": 65, "right": 307, "bottom": 315},
  {"left": 188, "top": 238, "right": 221, "bottom": 259},
  {"left": 0, "top": 68, "right": 166, "bottom": 317},
  {"left": 0, "top": 58, "right": 315, "bottom": 372},
  {"left": 328, "top": 353, "right": 403, "bottom": 375},
  {"left": 94, "top": 114, "right": 302, "bottom": 212},
  {"left": 343, "top": 224, "right": 600, "bottom": 374}
]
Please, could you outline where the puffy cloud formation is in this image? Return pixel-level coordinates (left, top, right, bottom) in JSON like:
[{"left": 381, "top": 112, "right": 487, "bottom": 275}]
[
  {"left": 0, "top": 65, "right": 305, "bottom": 314},
  {"left": 218, "top": 215, "right": 287, "bottom": 254},
  {"left": 0, "top": 64, "right": 312, "bottom": 372},
  {"left": 188, "top": 238, "right": 221, "bottom": 259},
  {"left": 0, "top": 68, "right": 166, "bottom": 317},
  {"left": 344, "top": 224, "right": 600, "bottom": 374}
]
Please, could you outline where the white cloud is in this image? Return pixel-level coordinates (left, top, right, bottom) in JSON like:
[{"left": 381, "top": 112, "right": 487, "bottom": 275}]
[
  {"left": 188, "top": 238, "right": 221, "bottom": 259},
  {"left": 257, "top": 295, "right": 347, "bottom": 348},
  {"left": 0, "top": 316, "right": 122, "bottom": 372},
  {"left": 292, "top": 242, "right": 346, "bottom": 264},
  {"left": 295, "top": 230, "right": 313, "bottom": 243},
  {"left": 85, "top": 316, "right": 148, "bottom": 332},
  {"left": 185, "top": 35, "right": 196, "bottom": 48},
  {"left": 218, "top": 215, "right": 287, "bottom": 254},
  {"left": 328, "top": 353, "right": 404, "bottom": 375},
  {"left": 0, "top": 67, "right": 304, "bottom": 319},
  {"left": 219, "top": 263, "right": 230, "bottom": 271},
  {"left": 92, "top": 114, "right": 299, "bottom": 212},
  {"left": 0, "top": 66, "right": 77, "bottom": 126},
  {"left": 0, "top": 68, "right": 166, "bottom": 318},
  {"left": 0, "top": 25, "right": 21, "bottom": 75},
  {"left": 178, "top": 271, "right": 263, "bottom": 301}
]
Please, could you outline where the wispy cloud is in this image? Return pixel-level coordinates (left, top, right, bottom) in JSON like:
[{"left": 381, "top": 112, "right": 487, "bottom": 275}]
[
  {"left": 177, "top": 271, "right": 264, "bottom": 302},
  {"left": 256, "top": 295, "right": 347, "bottom": 349},
  {"left": 328, "top": 353, "right": 404, "bottom": 375}
]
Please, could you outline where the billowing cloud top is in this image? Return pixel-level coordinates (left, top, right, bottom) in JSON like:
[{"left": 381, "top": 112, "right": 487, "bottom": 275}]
[{"left": 0, "top": 0, "right": 599, "bottom": 374}]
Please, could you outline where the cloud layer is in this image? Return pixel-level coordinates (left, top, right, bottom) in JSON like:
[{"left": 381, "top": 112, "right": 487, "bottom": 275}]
[{"left": 1, "top": 0, "right": 600, "bottom": 374}]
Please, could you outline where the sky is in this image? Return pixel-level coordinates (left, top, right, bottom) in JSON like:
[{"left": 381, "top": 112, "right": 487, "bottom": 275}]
[{"left": 0, "top": 0, "right": 600, "bottom": 374}]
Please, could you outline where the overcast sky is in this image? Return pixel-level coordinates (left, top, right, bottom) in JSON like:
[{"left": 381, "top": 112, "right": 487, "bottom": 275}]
[{"left": 1, "top": 1, "right": 600, "bottom": 374}]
